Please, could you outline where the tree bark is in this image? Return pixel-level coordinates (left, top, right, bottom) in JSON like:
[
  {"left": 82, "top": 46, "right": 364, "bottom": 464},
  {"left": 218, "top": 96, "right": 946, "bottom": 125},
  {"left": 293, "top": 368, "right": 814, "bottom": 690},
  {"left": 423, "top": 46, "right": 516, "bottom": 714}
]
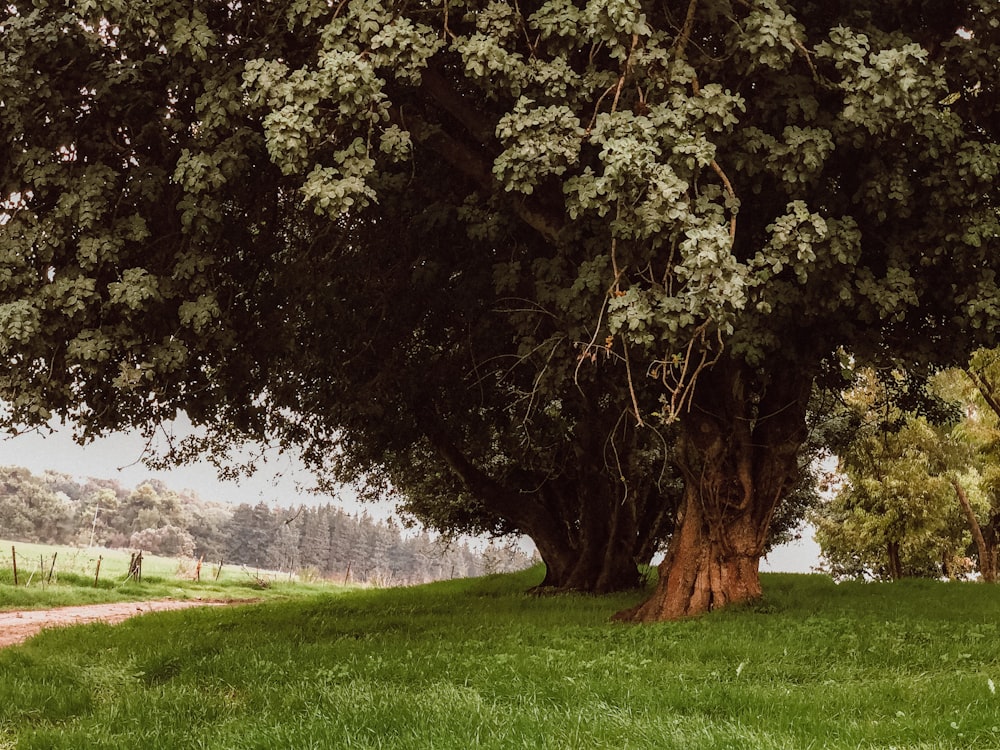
[
  {"left": 615, "top": 486, "right": 765, "bottom": 619},
  {"left": 952, "top": 479, "right": 997, "bottom": 583},
  {"left": 530, "top": 477, "right": 675, "bottom": 593},
  {"left": 616, "top": 357, "right": 812, "bottom": 621}
]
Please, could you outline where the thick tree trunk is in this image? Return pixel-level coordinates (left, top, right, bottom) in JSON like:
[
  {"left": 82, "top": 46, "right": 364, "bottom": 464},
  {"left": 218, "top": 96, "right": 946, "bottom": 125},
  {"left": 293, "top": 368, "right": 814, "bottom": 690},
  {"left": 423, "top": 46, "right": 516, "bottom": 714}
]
[
  {"left": 616, "top": 487, "right": 764, "bottom": 619},
  {"left": 533, "top": 530, "right": 643, "bottom": 592},
  {"left": 531, "top": 476, "right": 674, "bottom": 593},
  {"left": 616, "top": 358, "right": 812, "bottom": 622},
  {"left": 422, "top": 416, "right": 674, "bottom": 594}
]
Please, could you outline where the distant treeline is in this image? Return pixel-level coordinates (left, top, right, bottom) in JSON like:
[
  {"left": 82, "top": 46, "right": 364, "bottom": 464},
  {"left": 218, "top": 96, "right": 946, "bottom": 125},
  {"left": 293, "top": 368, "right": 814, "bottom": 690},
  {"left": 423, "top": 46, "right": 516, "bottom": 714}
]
[{"left": 0, "top": 466, "right": 533, "bottom": 585}]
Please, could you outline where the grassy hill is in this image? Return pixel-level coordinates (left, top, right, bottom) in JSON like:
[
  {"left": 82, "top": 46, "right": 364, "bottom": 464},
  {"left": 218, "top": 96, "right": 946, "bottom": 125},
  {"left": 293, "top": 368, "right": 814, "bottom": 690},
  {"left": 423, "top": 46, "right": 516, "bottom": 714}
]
[
  {"left": 0, "top": 539, "right": 341, "bottom": 610},
  {"left": 2, "top": 568, "right": 999, "bottom": 748}
]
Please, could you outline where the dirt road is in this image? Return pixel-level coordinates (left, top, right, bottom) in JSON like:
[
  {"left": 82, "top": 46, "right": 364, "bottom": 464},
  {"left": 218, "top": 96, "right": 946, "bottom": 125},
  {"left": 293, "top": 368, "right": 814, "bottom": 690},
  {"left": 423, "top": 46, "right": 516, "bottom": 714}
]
[{"left": 0, "top": 599, "right": 244, "bottom": 649}]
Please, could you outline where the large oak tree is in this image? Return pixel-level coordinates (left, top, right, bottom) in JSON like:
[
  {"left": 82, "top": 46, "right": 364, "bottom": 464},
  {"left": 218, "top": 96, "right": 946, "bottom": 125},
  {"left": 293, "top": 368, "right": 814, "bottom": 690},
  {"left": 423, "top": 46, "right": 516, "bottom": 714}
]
[
  {"left": 3, "top": 0, "right": 999, "bottom": 617},
  {"left": 0, "top": 0, "right": 678, "bottom": 593}
]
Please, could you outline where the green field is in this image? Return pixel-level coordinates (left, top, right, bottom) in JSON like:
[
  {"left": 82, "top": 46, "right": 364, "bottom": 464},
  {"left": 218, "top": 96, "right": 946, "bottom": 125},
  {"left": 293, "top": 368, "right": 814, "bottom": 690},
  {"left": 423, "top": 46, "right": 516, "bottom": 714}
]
[
  {"left": 2, "top": 568, "right": 1000, "bottom": 748},
  {"left": 0, "top": 539, "right": 340, "bottom": 610}
]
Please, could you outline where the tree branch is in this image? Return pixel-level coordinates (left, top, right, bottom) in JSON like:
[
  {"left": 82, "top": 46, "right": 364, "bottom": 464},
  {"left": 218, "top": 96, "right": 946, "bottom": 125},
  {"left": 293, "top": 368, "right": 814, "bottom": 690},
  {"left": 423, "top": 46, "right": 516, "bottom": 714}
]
[
  {"left": 966, "top": 367, "right": 1000, "bottom": 420},
  {"left": 403, "top": 111, "right": 564, "bottom": 245},
  {"left": 416, "top": 410, "right": 575, "bottom": 555},
  {"left": 672, "top": 0, "right": 699, "bottom": 63},
  {"left": 418, "top": 68, "right": 496, "bottom": 146},
  {"left": 952, "top": 478, "right": 995, "bottom": 582}
]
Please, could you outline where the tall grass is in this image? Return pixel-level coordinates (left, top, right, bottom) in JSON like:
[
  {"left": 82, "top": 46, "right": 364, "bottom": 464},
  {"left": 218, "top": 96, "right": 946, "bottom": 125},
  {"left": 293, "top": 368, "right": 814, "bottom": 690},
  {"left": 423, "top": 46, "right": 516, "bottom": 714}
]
[
  {"left": 0, "top": 539, "right": 341, "bottom": 609},
  {"left": 2, "top": 569, "right": 1000, "bottom": 748}
]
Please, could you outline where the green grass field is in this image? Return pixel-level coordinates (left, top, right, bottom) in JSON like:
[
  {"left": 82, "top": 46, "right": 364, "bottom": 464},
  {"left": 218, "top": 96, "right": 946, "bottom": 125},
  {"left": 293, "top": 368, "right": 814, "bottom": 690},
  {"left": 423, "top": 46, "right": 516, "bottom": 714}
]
[
  {"left": 2, "top": 568, "right": 1000, "bottom": 748},
  {"left": 0, "top": 539, "right": 340, "bottom": 609}
]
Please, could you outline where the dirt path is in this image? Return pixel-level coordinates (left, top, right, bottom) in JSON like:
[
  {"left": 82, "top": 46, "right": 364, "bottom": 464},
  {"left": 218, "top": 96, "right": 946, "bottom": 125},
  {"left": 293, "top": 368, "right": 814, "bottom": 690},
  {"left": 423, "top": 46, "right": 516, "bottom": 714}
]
[{"left": 0, "top": 599, "right": 248, "bottom": 649}]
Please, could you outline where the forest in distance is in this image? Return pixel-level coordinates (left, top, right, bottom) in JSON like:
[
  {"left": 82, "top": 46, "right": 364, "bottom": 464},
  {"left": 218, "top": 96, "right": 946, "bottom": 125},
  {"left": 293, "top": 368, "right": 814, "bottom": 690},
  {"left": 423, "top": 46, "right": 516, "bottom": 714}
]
[{"left": 0, "top": 465, "right": 534, "bottom": 585}]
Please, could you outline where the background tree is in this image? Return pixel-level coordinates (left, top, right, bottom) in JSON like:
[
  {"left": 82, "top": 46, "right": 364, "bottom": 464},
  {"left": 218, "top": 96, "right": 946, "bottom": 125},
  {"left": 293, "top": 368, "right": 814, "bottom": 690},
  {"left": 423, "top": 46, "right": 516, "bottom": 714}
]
[
  {"left": 813, "top": 366, "right": 1000, "bottom": 581},
  {"left": 181, "top": 496, "right": 232, "bottom": 562},
  {"left": 129, "top": 524, "right": 196, "bottom": 557},
  {"left": 75, "top": 484, "right": 128, "bottom": 548},
  {"left": 297, "top": 506, "right": 331, "bottom": 571},
  {"left": 223, "top": 502, "right": 275, "bottom": 569},
  {"left": 815, "top": 417, "right": 971, "bottom": 580},
  {"left": 0, "top": 465, "right": 531, "bottom": 582},
  {"left": 268, "top": 518, "right": 302, "bottom": 573},
  {"left": 943, "top": 349, "right": 1000, "bottom": 581},
  {"left": 0, "top": 466, "right": 73, "bottom": 543}
]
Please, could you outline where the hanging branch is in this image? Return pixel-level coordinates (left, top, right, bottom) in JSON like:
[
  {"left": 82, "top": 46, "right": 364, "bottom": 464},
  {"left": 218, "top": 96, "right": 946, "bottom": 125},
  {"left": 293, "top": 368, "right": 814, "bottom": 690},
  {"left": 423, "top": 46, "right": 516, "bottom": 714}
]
[
  {"left": 710, "top": 159, "right": 739, "bottom": 241},
  {"left": 650, "top": 323, "right": 725, "bottom": 422},
  {"left": 622, "top": 337, "right": 644, "bottom": 427},
  {"left": 672, "top": 0, "right": 699, "bottom": 63}
]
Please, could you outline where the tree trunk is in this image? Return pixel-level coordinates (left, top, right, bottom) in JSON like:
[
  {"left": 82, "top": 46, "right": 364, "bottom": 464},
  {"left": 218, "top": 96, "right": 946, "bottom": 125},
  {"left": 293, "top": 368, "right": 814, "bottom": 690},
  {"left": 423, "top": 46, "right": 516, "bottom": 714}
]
[
  {"left": 953, "top": 479, "right": 997, "bottom": 583},
  {"left": 530, "top": 475, "right": 674, "bottom": 593},
  {"left": 616, "top": 486, "right": 764, "bottom": 619},
  {"left": 886, "top": 541, "right": 903, "bottom": 580},
  {"left": 533, "top": 529, "right": 643, "bottom": 592},
  {"left": 985, "top": 516, "right": 1000, "bottom": 582},
  {"left": 616, "top": 357, "right": 812, "bottom": 622},
  {"left": 422, "top": 418, "right": 674, "bottom": 594}
]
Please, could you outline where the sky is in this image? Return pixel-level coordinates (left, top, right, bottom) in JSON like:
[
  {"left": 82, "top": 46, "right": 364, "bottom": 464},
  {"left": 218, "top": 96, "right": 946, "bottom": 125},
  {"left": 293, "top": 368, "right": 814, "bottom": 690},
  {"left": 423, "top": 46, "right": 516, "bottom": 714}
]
[
  {"left": 1, "top": 422, "right": 823, "bottom": 573},
  {"left": 0, "top": 419, "right": 389, "bottom": 515},
  {"left": 760, "top": 529, "right": 823, "bottom": 574}
]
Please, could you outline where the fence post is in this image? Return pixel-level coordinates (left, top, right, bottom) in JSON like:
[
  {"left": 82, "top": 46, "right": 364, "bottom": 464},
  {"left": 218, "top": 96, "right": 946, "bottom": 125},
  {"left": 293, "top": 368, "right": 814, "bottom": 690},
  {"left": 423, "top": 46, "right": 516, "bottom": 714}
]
[
  {"left": 47, "top": 552, "right": 57, "bottom": 583},
  {"left": 11, "top": 546, "right": 17, "bottom": 586},
  {"left": 127, "top": 551, "right": 143, "bottom": 582},
  {"left": 94, "top": 555, "right": 103, "bottom": 588}
]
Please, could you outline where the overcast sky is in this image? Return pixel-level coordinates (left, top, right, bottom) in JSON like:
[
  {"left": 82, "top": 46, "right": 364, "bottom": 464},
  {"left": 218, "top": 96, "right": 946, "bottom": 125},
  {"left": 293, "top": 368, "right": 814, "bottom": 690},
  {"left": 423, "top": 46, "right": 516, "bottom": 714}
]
[
  {"left": 1, "top": 421, "right": 822, "bottom": 572},
  {"left": 761, "top": 530, "right": 822, "bottom": 574},
  {"left": 0, "top": 420, "right": 387, "bottom": 514}
]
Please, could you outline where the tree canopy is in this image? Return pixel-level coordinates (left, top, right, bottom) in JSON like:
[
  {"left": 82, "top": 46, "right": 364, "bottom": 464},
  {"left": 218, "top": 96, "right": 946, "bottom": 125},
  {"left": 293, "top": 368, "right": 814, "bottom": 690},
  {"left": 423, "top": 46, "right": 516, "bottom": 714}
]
[{"left": 2, "top": 0, "right": 1000, "bottom": 618}]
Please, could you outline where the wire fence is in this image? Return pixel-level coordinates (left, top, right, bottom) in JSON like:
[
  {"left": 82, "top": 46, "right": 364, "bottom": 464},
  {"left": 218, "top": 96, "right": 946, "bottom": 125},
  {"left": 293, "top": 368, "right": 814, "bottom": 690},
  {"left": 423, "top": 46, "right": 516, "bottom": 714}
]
[{"left": 5, "top": 544, "right": 117, "bottom": 588}]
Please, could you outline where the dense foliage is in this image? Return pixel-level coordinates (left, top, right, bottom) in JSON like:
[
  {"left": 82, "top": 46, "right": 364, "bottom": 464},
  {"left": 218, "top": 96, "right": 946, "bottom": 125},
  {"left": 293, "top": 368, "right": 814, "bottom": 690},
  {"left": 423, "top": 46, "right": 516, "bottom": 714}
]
[
  {"left": 816, "top": 358, "right": 1000, "bottom": 582},
  {"left": 0, "top": 466, "right": 530, "bottom": 584},
  {"left": 2, "top": 0, "right": 999, "bottom": 616},
  {"left": 814, "top": 405, "right": 972, "bottom": 580}
]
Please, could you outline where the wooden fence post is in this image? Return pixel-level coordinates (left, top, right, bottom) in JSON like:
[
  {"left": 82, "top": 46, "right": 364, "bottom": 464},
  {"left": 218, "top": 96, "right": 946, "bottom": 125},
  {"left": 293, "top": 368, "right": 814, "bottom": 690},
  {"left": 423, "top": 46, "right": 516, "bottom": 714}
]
[
  {"left": 47, "top": 552, "right": 57, "bottom": 583},
  {"left": 94, "top": 555, "right": 103, "bottom": 588},
  {"left": 11, "top": 546, "right": 17, "bottom": 586},
  {"left": 127, "top": 551, "right": 143, "bottom": 582}
]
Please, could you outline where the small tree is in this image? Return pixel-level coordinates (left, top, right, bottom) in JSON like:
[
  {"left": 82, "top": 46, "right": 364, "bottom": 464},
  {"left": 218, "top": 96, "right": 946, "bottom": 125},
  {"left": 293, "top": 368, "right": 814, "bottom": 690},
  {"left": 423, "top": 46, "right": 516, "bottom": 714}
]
[
  {"left": 944, "top": 350, "right": 1000, "bottom": 581},
  {"left": 815, "top": 416, "right": 970, "bottom": 580},
  {"left": 129, "top": 525, "right": 196, "bottom": 557}
]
